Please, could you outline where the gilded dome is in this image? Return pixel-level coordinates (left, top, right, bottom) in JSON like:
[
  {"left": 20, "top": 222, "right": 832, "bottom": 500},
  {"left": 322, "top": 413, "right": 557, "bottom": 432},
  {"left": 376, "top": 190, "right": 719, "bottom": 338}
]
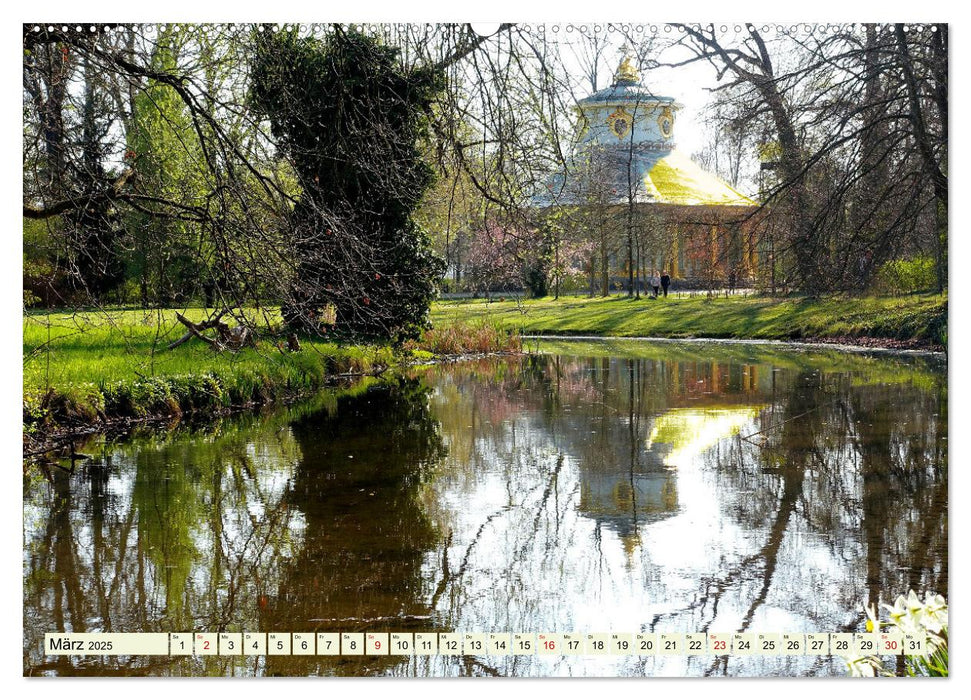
[{"left": 577, "top": 57, "right": 675, "bottom": 107}]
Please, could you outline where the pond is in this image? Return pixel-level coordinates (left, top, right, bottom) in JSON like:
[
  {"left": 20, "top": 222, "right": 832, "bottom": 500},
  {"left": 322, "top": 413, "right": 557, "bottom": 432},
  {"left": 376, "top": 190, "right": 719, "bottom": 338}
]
[{"left": 23, "top": 339, "right": 948, "bottom": 677}]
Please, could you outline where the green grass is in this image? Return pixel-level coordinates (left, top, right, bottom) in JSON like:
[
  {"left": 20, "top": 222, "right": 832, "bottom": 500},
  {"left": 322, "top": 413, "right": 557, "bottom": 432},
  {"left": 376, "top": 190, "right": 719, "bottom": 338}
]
[
  {"left": 23, "top": 308, "right": 397, "bottom": 432},
  {"left": 23, "top": 307, "right": 524, "bottom": 434},
  {"left": 23, "top": 293, "right": 945, "bottom": 435},
  {"left": 430, "top": 293, "right": 947, "bottom": 346}
]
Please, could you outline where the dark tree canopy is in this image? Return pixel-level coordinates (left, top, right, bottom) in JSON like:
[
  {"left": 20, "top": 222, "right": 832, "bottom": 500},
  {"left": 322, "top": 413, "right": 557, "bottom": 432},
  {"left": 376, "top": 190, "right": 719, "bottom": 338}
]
[{"left": 250, "top": 26, "right": 446, "bottom": 343}]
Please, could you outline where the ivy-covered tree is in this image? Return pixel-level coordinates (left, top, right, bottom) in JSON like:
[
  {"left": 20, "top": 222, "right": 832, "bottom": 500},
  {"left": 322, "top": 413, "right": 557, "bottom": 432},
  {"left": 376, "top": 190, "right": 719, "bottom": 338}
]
[{"left": 250, "top": 26, "right": 446, "bottom": 343}]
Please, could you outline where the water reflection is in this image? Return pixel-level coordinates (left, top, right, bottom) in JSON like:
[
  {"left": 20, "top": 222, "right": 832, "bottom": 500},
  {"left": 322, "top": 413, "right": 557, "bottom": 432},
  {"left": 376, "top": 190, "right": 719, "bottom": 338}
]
[
  {"left": 649, "top": 406, "right": 765, "bottom": 468},
  {"left": 264, "top": 378, "right": 445, "bottom": 676},
  {"left": 23, "top": 342, "right": 947, "bottom": 677}
]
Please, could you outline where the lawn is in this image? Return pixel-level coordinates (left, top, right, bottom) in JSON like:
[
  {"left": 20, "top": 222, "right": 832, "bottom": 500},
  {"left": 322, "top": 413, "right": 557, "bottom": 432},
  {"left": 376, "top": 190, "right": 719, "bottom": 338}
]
[
  {"left": 23, "top": 293, "right": 945, "bottom": 434},
  {"left": 431, "top": 293, "right": 947, "bottom": 346}
]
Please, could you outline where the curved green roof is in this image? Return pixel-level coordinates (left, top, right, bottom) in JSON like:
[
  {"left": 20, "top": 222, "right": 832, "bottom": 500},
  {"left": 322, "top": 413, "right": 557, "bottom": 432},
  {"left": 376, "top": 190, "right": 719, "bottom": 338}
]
[
  {"left": 646, "top": 150, "right": 756, "bottom": 206},
  {"left": 534, "top": 148, "right": 757, "bottom": 208},
  {"left": 577, "top": 83, "right": 677, "bottom": 106}
]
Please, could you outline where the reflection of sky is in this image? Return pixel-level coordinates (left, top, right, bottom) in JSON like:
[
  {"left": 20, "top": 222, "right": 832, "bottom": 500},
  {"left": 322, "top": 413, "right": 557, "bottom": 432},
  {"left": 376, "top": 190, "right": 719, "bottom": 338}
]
[
  {"left": 420, "top": 362, "right": 881, "bottom": 676},
  {"left": 423, "top": 387, "right": 798, "bottom": 675},
  {"left": 23, "top": 351, "right": 947, "bottom": 678}
]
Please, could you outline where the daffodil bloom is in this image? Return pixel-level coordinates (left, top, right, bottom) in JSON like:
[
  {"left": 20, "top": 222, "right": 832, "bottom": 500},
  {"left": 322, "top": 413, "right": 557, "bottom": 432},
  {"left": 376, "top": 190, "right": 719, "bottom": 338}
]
[
  {"left": 863, "top": 602, "right": 880, "bottom": 633},
  {"left": 844, "top": 655, "right": 883, "bottom": 678},
  {"left": 858, "top": 591, "right": 947, "bottom": 677}
]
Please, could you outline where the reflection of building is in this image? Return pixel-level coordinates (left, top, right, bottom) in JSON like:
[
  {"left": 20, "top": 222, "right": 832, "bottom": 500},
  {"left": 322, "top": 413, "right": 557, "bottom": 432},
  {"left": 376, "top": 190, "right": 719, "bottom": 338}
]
[
  {"left": 575, "top": 411, "right": 680, "bottom": 552},
  {"left": 576, "top": 402, "right": 764, "bottom": 552},
  {"left": 536, "top": 56, "right": 762, "bottom": 287},
  {"left": 665, "top": 361, "right": 763, "bottom": 404},
  {"left": 578, "top": 468, "right": 678, "bottom": 541}
]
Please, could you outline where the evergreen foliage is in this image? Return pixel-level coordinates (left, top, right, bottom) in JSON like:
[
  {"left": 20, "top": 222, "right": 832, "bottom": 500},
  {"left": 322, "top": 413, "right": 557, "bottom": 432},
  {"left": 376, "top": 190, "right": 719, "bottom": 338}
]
[{"left": 250, "top": 26, "right": 446, "bottom": 343}]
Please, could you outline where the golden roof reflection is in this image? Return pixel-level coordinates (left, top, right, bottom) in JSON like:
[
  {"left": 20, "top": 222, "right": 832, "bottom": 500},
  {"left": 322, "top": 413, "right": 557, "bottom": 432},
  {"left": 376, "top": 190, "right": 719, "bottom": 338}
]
[{"left": 648, "top": 405, "right": 766, "bottom": 467}]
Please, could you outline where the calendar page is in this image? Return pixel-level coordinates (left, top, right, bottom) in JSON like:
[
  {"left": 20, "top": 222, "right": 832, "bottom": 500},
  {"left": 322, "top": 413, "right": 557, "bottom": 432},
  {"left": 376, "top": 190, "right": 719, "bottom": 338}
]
[{"left": 21, "top": 13, "right": 949, "bottom": 683}]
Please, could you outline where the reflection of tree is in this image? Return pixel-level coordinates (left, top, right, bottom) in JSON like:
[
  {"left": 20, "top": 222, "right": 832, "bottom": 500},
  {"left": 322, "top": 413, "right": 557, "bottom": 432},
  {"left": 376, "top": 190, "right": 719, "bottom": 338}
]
[
  {"left": 24, "top": 410, "right": 311, "bottom": 676},
  {"left": 24, "top": 472, "right": 88, "bottom": 675},
  {"left": 737, "top": 370, "right": 819, "bottom": 628},
  {"left": 131, "top": 447, "right": 201, "bottom": 626},
  {"left": 604, "top": 360, "right": 947, "bottom": 677},
  {"left": 24, "top": 350, "right": 947, "bottom": 678},
  {"left": 661, "top": 371, "right": 818, "bottom": 641},
  {"left": 263, "top": 377, "right": 445, "bottom": 675},
  {"left": 850, "top": 383, "right": 948, "bottom": 603}
]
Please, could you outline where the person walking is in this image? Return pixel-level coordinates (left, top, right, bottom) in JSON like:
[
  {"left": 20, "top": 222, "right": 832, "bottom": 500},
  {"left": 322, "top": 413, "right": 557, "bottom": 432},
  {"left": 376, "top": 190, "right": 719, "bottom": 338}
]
[
  {"left": 650, "top": 270, "right": 661, "bottom": 298},
  {"left": 660, "top": 270, "right": 671, "bottom": 298}
]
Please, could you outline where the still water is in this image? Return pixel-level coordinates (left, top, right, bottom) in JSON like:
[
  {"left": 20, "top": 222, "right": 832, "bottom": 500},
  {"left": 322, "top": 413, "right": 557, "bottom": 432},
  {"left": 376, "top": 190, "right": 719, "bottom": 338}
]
[{"left": 23, "top": 340, "right": 947, "bottom": 677}]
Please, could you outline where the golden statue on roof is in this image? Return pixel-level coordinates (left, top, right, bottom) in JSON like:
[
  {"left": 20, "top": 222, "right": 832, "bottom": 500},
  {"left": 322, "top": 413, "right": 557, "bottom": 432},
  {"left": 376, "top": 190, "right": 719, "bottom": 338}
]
[{"left": 614, "top": 53, "right": 640, "bottom": 84}]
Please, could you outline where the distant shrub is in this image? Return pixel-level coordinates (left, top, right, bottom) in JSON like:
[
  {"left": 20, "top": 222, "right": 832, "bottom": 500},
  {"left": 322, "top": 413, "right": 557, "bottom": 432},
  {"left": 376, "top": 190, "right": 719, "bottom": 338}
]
[
  {"left": 554, "top": 271, "right": 593, "bottom": 294},
  {"left": 524, "top": 264, "right": 549, "bottom": 298},
  {"left": 872, "top": 256, "right": 936, "bottom": 295}
]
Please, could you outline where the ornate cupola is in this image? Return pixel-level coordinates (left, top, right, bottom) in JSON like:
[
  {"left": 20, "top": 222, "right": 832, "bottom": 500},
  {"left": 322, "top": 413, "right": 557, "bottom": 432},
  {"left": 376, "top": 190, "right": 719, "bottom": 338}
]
[
  {"left": 535, "top": 54, "right": 755, "bottom": 208},
  {"left": 575, "top": 54, "right": 681, "bottom": 148}
]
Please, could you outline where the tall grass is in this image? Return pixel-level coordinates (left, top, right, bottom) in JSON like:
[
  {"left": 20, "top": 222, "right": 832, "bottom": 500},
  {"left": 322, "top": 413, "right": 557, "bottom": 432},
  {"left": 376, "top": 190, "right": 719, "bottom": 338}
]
[{"left": 407, "top": 318, "right": 522, "bottom": 355}]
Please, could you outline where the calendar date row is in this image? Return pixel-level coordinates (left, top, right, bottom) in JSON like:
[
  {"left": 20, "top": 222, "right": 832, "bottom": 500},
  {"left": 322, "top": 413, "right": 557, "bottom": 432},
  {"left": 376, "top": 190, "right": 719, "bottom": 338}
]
[{"left": 45, "top": 631, "right": 925, "bottom": 658}]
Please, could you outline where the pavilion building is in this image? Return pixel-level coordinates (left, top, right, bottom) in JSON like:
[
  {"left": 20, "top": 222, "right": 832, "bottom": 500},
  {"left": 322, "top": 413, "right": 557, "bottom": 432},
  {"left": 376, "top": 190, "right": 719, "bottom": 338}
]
[{"left": 536, "top": 56, "right": 762, "bottom": 289}]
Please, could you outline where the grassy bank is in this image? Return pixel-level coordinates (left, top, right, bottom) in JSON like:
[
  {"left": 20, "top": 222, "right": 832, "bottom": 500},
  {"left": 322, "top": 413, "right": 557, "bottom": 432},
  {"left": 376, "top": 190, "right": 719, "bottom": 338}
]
[
  {"left": 23, "top": 308, "right": 518, "bottom": 439},
  {"left": 431, "top": 293, "right": 947, "bottom": 348},
  {"left": 23, "top": 293, "right": 943, "bottom": 441},
  {"left": 23, "top": 308, "right": 394, "bottom": 436}
]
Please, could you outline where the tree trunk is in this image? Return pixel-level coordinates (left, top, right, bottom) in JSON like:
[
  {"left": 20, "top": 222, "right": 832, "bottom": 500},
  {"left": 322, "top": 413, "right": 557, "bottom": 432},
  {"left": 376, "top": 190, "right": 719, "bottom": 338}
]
[
  {"left": 601, "top": 236, "right": 609, "bottom": 296},
  {"left": 588, "top": 250, "right": 596, "bottom": 297},
  {"left": 895, "top": 24, "right": 947, "bottom": 294}
]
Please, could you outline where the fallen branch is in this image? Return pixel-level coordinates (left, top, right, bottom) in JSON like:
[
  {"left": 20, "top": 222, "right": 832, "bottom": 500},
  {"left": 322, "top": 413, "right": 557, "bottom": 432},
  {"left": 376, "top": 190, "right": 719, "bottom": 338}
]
[{"left": 167, "top": 309, "right": 254, "bottom": 351}]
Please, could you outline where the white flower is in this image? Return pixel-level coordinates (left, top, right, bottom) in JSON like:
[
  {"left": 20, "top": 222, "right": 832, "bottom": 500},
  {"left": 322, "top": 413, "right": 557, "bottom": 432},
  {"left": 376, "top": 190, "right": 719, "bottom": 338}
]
[
  {"left": 853, "top": 592, "right": 948, "bottom": 676},
  {"left": 922, "top": 592, "right": 948, "bottom": 635},
  {"left": 844, "top": 655, "right": 886, "bottom": 678},
  {"left": 882, "top": 600, "right": 914, "bottom": 635}
]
